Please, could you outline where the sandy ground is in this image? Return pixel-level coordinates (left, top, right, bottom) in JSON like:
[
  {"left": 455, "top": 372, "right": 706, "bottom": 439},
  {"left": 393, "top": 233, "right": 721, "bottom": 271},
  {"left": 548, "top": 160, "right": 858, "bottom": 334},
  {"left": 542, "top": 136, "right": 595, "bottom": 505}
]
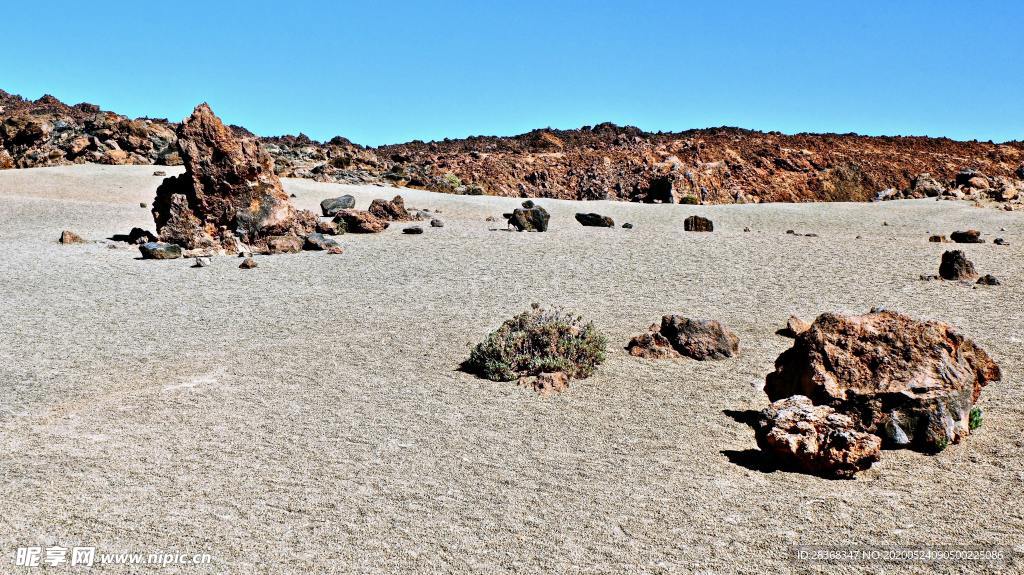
[{"left": 0, "top": 164, "right": 1021, "bottom": 574}]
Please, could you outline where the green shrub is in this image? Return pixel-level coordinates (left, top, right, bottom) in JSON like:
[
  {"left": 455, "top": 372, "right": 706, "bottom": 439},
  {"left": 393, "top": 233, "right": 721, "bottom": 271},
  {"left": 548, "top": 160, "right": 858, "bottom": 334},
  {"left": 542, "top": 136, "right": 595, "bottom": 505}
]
[
  {"left": 463, "top": 304, "right": 607, "bottom": 381},
  {"left": 679, "top": 195, "right": 700, "bottom": 205},
  {"left": 969, "top": 406, "right": 983, "bottom": 430},
  {"left": 443, "top": 172, "right": 462, "bottom": 188}
]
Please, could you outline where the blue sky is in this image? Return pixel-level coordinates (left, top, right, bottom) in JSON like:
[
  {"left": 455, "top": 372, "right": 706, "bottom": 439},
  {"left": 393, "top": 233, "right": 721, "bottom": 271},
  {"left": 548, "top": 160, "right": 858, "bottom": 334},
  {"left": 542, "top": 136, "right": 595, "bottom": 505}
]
[{"left": 4, "top": 1, "right": 1022, "bottom": 146}]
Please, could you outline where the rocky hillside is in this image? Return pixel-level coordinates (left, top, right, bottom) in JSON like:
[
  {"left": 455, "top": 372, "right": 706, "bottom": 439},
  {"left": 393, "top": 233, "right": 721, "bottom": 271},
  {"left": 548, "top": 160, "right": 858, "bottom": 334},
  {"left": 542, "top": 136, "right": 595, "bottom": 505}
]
[{"left": 3, "top": 89, "right": 1022, "bottom": 204}]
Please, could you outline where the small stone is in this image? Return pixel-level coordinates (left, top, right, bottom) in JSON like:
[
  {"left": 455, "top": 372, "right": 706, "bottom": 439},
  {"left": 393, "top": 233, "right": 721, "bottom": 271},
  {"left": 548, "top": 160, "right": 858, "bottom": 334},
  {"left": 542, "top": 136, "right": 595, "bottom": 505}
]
[
  {"left": 59, "top": 230, "right": 86, "bottom": 244},
  {"left": 994, "top": 238, "right": 1008, "bottom": 246},
  {"left": 326, "top": 246, "right": 344, "bottom": 255},
  {"left": 519, "top": 371, "right": 570, "bottom": 396},
  {"left": 622, "top": 223, "right": 634, "bottom": 229},
  {"left": 430, "top": 219, "right": 444, "bottom": 228},
  {"left": 403, "top": 226, "right": 424, "bottom": 235},
  {"left": 743, "top": 227, "right": 751, "bottom": 232},
  {"left": 153, "top": 170, "right": 166, "bottom": 177},
  {"left": 977, "top": 274, "right": 1001, "bottom": 286},
  {"left": 139, "top": 202, "right": 147, "bottom": 208},
  {"left": 191, "top": 257, "right": 211, "bottom": 268},
  {"left": 239, "top": 257, "right": 257, "bottom": 269},
  {"left": 929, "top": 235, "right": 948, "bottom": 243}
]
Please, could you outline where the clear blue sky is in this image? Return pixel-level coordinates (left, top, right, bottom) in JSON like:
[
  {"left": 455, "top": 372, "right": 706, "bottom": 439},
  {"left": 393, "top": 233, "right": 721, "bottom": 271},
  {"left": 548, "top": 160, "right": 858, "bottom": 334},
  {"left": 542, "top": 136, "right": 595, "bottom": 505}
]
[{"left": 4, "top": 1, "right": 1022, "bottom": 146}]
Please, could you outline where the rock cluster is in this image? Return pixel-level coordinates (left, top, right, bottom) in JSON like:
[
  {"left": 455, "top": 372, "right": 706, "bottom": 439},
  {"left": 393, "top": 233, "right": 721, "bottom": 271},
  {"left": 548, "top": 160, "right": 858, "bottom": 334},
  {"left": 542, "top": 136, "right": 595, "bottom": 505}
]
[
  {"left": 627, "top": 315, "right": 739, "bottom": 360},
  {"left": 885, "top": 169, "right": 1024, "bottom": 209},
  {"left": 757, "top": 310, "right": 1000, "bottom": 476},
  {"left": 368, "top": 195, "right": 414, "bottom": 221}
]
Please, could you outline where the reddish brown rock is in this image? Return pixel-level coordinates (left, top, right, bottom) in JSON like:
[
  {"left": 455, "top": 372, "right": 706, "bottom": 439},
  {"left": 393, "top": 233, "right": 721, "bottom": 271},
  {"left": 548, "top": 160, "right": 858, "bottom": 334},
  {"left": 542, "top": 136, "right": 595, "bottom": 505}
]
[
  {"left": 627, "top": 315, "right": 738, "bottom": 360},
  {"left": 756, "top": 396, "right": 882, "bottom": 478},
  {"left": 950, "top": 229, "right": 984, "bottom": 244},
  {"left": 239, "top": 257, "right": 258, "bottom": 269},
  {"left": 151, "top": 103, "right": 313, "bottom": 250},
  {"left": 58, "top": 230, "right": 85, "bottom": 244},
  {"left": 518, "top": 371, "right": 570, "bottom": 396},
  {"left": 367, "top": 195, "right": 413, "bottom": 221},
  {"left": 765, "top": 310, "right": 1001, "bottom": 452},
  {"left": 334, "top": 209, "right": 389, "bottom": 233}
]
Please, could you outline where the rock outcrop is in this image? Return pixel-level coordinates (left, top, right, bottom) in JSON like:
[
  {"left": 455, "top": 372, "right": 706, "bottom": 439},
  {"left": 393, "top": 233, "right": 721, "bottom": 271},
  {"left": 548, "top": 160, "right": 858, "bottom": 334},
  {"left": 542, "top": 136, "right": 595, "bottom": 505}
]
[
  {"left": 764, "top": 310, "right": 1001, "bottom": 453},
  {"left": 627, "top": 315, "right": 739, "bottom": 360},
  {"left": 151, "top": 104, "right": 314, "bottom": 251}
]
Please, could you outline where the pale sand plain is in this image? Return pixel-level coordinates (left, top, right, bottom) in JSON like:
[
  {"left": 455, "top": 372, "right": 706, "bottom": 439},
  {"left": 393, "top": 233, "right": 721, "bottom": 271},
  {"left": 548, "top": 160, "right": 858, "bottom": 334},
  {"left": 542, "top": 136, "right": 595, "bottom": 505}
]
[{"left": 0, "top": 164, "right": 1021, "bottom": 574}]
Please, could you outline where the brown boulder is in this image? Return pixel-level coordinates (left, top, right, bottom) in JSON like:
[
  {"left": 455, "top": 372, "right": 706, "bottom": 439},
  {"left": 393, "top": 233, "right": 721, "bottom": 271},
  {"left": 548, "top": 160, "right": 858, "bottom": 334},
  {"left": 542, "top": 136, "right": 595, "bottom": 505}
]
[
  {"left": 939, "top": 250, "right": 978, "bottom": 281},
  {"left": 683, "top": 215, "right": 713, "bottom": 232},
  {"left": 334, "top": 210, "right": 389, "bottom": 233},
  {"left": 266, "top": 235, "right": 304, "bottom": 254},
  {"left": 627, "top": 315, "right": 738, "bottom": 360},
  {"left": 950, "top": 229, "right": 983, "bottom": 244},
  {"left": 368, "top": 195, "right": 413, "bottom": 221},
  {"left": 151, "top": 103, "right": 312, "bottom": 250},
  {"left": 518, "top": 371, "right": 570, "bottom": 396},
  {"left": 765, "top": 310, "right": 1001, "bottom": 452},
  {"left": 756, "top": 396, "right": 882, "bottom": 478}
]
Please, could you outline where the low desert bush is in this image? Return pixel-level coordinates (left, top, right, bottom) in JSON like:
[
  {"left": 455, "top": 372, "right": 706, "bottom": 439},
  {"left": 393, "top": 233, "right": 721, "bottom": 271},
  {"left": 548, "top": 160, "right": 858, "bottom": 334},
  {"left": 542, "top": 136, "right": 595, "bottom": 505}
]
[
  {"left": 463, "top": 304, "right": 607, "bottom": 381},
  {"left": 679, "top": 195, "right": 700, "bottom": 205}
]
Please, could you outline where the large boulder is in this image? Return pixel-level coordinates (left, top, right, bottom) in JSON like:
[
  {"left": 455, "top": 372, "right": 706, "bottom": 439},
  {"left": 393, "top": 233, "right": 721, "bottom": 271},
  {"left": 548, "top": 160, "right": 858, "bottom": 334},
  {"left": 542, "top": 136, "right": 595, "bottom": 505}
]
[
  {"left": 627, "top": 315, "right": 739, "bottom": 360},
  {"left": 764, "top": 310, "right": 1001, "bottom": 452},
  {"left": 683, "top": 215, "right": 713, "bottom": 232},
  {"left": 756, "top": 396, "right": 882, "bottom": 478},
  {"left": 320, "top": 195, "right": 355, "bottom": 216},
  {"left": 334, "top": 210, "right": 389, "bottom": 233},
  {"left": 368, "top": 195, "right": 413, "bottom": 221},
  {"left": 939, "top": 250, "right": 978, "bottom": 281},
  {"left": 506, "top": 201, "right": 550, "bottom": 232},
  {"left": 151, "top": 103, "right": 314, "bottom": 251},
  {"left": 575, "top": 212, "right": 615, "bottom": 227},
  {"left": 303, "top": 232, "right": 342, "bottom": 251}
]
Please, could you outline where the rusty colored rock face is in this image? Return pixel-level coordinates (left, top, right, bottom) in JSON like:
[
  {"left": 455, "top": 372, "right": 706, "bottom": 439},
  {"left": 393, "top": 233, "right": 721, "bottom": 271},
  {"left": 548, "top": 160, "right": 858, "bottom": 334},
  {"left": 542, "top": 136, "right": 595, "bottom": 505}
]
[
  {"left": 765, "top": 310, "right": 1001, "bottom": 453},
  {"left": 756, "top": 396, "right": 882, "bottom": 479},
  {"left": 151, "top": 103, "right": 313, "bottom": 249}
]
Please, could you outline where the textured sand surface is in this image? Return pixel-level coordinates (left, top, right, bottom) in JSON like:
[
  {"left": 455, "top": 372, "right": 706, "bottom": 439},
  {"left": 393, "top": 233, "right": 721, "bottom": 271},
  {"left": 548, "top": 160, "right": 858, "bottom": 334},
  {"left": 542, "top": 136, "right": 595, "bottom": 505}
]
[{"left": 0, "top": 165, "right": 1021, "bottom": 574}]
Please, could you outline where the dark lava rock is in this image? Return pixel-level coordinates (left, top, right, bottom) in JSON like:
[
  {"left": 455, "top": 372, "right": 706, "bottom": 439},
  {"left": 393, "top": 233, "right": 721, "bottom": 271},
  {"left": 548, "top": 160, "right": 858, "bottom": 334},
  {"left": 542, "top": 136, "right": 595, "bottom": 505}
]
[
  {"left": 239, "top": 257, "right": 257, "bottom": 269},
  {"left": 507, "top": 202, "right": 550, "bottom": 232},
  {"left": 303, "top": 232, "right": 342, "bottom": 251},
  {"left": 627, "top": 315, "right": 739, "bottom": 360},
  {"left": 320, "top": 195, "right": 356, "bottom": 216},
  {"left": 402, "top": 226, "right": 424, "bottom": 235},
  {"left": 939, "top": 250, "right": 978, "bottom": 281},
  {"left": 109, "top": 227, "right": 158, "bottom": 244},
  {"left": 575, "top": 212, "right": 615, "bottom": 227},
  {"left": 430, "top": 219, "right": 444, "bottom": 228},
  {"left": 622, "top": 223, "right": 634, "bottom": 229},
  {"left": 976, "top": 274, "right": 1001, "bottom": 286},
  {"left": 683, "top": 215, "right": 713, "bottom": 232}
]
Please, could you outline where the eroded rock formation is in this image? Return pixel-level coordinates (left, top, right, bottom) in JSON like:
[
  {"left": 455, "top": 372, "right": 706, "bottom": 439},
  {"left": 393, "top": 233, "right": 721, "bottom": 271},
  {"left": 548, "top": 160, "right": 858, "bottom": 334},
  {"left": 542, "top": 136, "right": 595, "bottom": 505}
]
[{"left": 151, "top": 104, "right": 314, "bottom": 250}]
